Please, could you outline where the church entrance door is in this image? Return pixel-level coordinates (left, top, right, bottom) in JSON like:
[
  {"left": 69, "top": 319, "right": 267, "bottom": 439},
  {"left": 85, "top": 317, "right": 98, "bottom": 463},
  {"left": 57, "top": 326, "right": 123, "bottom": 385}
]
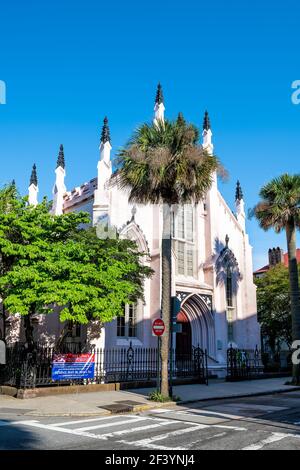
[{"left": 176, "top": 310, "right": 192, "bottom": 357}]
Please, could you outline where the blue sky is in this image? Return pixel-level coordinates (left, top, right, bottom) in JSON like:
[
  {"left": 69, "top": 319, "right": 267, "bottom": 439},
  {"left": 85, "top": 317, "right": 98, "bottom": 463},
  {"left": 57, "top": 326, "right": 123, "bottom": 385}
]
[{"left": 0, "top": 0, "right": 299, "bottom": 269}]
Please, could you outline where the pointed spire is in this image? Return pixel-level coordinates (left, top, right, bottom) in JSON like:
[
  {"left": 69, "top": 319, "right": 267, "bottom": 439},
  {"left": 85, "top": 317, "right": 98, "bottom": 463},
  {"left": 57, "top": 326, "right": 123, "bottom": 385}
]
[
  {"left": 101, "top": 116, "right": 111, "bottom": 144},
  {"left": 203, "top": 110, "right": 211, "bottom": 130},
  {"left": 155, "top": 83, "right": 164, "bottom": 105},
  {"left": 11, "top": 179, "right": 16, "bottom": 187},
  {"left": 225, "top": 234, "right": 229, "bottom": 248},
  {"left": 176, "top": 112, "right": 185, "bottom": 126},
  {"left": 30, "top": 164, "right": 38, "bottom": 186},
  {"left": 235, "top": 180, "right": 243, "bottom": 201},
  {"left": 56, "top": 144, "right": 65, "bottom": 169}
]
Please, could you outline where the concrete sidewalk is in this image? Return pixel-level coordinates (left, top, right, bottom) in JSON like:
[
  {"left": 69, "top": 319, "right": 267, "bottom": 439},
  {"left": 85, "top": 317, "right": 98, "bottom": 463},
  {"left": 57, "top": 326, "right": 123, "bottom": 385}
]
[{"left": 0, "top": 377, "right": 299, "bottom": 417}]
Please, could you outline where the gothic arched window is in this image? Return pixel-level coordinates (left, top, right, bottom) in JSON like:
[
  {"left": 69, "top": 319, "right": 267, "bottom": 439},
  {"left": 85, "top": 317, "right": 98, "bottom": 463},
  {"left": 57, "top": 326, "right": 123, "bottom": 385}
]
[
  {"left": 226, "top": 266, "right": 233, "bottom": 307},
  {"left": 226, "top": 266, "right": 234, "bottom": 342}
]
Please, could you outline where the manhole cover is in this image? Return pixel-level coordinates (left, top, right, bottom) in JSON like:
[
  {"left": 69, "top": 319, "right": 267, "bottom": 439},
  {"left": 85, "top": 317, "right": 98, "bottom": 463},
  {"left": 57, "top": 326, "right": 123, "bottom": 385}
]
[{"left": 100, "top": 404, "right": 133, "bottom": 413}]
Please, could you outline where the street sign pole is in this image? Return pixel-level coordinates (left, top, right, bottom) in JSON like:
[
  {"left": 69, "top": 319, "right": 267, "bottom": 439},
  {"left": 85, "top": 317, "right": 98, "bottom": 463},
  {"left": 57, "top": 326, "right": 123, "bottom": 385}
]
[
  {"left": 152, "top": 318, "right": 165, "bottom": 392},
  {"left": 156, "top": 336, "right": 160, "bottom": 390}
]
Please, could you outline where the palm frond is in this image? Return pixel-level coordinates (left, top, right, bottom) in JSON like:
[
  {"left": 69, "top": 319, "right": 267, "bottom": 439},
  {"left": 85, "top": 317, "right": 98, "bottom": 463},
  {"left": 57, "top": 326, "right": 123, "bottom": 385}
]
[{"left": 111, "top": 118, "right": 222, "bottom": 205}]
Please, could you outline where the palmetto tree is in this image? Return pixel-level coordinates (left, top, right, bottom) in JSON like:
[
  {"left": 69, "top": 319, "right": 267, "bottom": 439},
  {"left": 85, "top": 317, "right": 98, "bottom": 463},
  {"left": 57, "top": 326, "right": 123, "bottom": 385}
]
[
  {"left": 254, "top": 174, "right": 300, "bottom": 384},
  {"left": 112, "top": 116, "right": 220, "bottom": 396}
]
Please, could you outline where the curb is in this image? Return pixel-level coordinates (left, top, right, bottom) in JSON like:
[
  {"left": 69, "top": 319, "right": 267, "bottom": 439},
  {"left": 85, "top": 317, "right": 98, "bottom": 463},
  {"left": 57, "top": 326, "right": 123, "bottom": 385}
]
[
  {"left": 3, "top": 386, "right": 300, "bottom": 418},
  {"left": 23, "top": 400, "right": 176, "bottom": 417},
  {"left": 25, "top": 411, "right": 112, "bottom": 417},
  {"left": 175, "top": 386, "right": 300, "bottom": 406}
]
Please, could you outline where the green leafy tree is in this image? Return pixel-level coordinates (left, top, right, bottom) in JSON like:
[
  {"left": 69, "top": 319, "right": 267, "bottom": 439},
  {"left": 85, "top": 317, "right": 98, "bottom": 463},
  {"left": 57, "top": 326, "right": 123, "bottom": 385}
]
[
  {"left": 0, "top": 185, "right": 152, "bottom": 348},
  {"left": 255, "top": 264, "right": 295, "bottom": 354},
  {"left": 112, "top": 117, "right": 221, "bottom": 396},
  {"left": 253, "top": 174, "right": 300, "bottom": 384}
]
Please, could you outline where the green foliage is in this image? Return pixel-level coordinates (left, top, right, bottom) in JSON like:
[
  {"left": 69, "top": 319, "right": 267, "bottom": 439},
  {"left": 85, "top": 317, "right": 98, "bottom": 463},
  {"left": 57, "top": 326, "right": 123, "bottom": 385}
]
[
  {"left": 148, "top": 389, "right": 181, "bottom": 402},
  {"left": 148, "top": 390, "right": 171, "bottom": 402},
  {"left": 112, "top": 118, "right": 222, "bottom": 205},
  {"left": 0, "top": 184, "right": 153, "bottom": 325},
  {"left": 255, "top": 263, "right": 297, "bottom": 350},
  {"left": 253, "top": 174, "right": 300, "bottom": 233}
]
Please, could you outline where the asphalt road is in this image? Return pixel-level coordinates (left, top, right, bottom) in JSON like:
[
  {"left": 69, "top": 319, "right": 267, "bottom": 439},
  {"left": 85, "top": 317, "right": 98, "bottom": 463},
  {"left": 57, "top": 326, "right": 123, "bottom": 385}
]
[{"left": 1, "top": 391, "right": 300, "bottom": 450}]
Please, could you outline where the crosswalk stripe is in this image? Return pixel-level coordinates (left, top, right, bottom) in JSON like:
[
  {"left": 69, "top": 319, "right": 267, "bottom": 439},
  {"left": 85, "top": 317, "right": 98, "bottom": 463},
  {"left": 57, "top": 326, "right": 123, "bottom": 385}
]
[
  {"left": 0, "top": 420, "right": 32, "bottom": 427},
  {"left": 50, "top": 415, "right": 139, "bottom": 427},
  {"left": 75, "top": 417, "right": 146, "bottom": 431},
  {"left": 242, "top": 433, "right": 288, "bottom": 450},
  {"left": 101, "top": 420, "right": 175, "bottom": 438},
  {"left": 120, "top": 424, "right": 208, "bottom": 448},
  {"left": 17, "top": 420, "right": 108, "bottom": 440}
]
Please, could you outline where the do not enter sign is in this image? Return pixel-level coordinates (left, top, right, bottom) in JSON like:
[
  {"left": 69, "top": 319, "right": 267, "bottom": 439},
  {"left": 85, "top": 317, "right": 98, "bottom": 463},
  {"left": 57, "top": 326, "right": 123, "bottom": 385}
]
[{"left": 152, "top": 318, "right": 165, "bottom": 337}]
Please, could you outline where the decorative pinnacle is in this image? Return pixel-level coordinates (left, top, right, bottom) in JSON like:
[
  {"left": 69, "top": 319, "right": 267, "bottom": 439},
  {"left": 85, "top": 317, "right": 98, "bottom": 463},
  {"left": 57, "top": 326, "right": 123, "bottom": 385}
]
[
  {"left": 56, "top": 144, "right": 65, "bottom": 169},
  {"left": 235, "top": 180, "right": 243, "bottom": 201},
  {"left": 203, "top": 110, "right": 211, "bottom": 130},
  {"left": 30, "top": 164, "right": 38, "bottom": 186},
  {"left": 225, "top": 234, "right": 229, "bottom": 248},
  {"left": 101, "top": 116, "right": 111, "bottom": 144},
  {"left": 131, "top": 205, "right": 137, "bottom": 221},
  {"left": 155, "top": 83, "right": 164, "bottom": 105},
  {"left": 177, "top": 112, "right": 185, "bottom": 126}
]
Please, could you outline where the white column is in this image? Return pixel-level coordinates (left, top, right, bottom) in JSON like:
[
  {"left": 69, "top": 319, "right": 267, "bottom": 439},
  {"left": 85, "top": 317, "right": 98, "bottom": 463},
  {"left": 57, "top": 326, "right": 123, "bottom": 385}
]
[
  {"left": 28, "top": 164, "right": 38, "bottom": 206},
  {"left": 52, "top": 145, "right": 66, "bottom": 216},
  {"left": 93, "top": 117, "right": 112, "bottom": 226},
  {"left": 28, "top": 184, "right": 38, "bottom": 206},
  {"left": 235, "top": 181, "right": 246, "bottom": 232},
  {"left": 153, "top": 83, "right": 165, "bottom": 126},
  {"left": 52, "top": 166, "right": 66, "bottom": 215}
]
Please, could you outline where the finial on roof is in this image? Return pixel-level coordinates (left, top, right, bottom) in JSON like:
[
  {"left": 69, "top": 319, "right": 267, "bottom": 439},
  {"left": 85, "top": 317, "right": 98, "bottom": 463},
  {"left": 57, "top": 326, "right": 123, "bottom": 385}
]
[
  {"left": 203, "top": 110, "right": 211, "bottom": 130},
  {"left": 235, "top": 180, "right": 243, "bottom": 201},
  {"left": 101, "top": 116, "right": 111, "bottom": 144},
  {"left": 225, "top": 234, "right": 229, "bottom": 248},
  {"left": 155, "top": 83, "right": 164, "bottom": 105},
  {"left": 30, "top": 164, "right": 38, "bottom": 186},
  {"left": 177, "top": 112, "right": 185, "bottom": 126},
  {"left": 56, "top": 144, "right": 65, "bottom": 169},
  {"left": 131, "top": 205, "right": 137, "bottom": 221}
]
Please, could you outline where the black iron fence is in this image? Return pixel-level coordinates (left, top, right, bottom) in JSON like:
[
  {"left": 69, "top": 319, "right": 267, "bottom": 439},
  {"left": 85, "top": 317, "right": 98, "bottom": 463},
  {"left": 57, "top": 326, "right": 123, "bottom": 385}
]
[
  {"left": 0, "top": 342, "right": 208, "bottom": 389},
  {"left": 226, "top": 346, "right": 264, "bottom": 381}
]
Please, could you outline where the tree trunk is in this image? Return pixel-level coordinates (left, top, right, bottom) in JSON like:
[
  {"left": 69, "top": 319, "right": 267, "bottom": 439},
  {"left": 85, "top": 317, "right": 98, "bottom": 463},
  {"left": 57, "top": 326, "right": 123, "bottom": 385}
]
[
  {"left": 160, "top": 203, "right": 172, "bottom": 397},
  {"left": 24, "top": 306, "right": 35, "bottom": 352},
  {"left": 286, "top": 220, "right": 300, "bottom": 384},
  {"left": 1, "top": 302, "right": 5, "bottom": 342}
]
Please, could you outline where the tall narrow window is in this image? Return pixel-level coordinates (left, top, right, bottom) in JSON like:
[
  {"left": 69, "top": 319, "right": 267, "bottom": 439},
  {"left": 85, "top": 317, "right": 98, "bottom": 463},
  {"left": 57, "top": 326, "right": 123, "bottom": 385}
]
[
  {"left": 226, "top": 267, "right": 234, "bottom": 342},
  {"left": 174, "top": 204, "right": 195, "bottom": 277},
  {"left": 226, "top": 267, "right": 233, "bottom": 307},
  {"left": 128, "top": 304, "right": 137, "bottom": 337},
  {"left": 177, "top": 241, "right": 185, "bottom": 275},
  {"left": 117, "top": 315, "right": 125, "bottom": 337},
  {"left": 117, "top": 304, "right": 138, "bottom": 338}
]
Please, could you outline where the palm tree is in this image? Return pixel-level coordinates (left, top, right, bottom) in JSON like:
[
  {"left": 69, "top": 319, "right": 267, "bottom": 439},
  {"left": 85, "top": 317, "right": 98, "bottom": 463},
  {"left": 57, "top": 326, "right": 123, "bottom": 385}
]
[
  {"left": 254, "top": 174, "right": 300, "bottom": 384},
  {"left": 111, "top": 115, "right": 220, "bottom": 396}
]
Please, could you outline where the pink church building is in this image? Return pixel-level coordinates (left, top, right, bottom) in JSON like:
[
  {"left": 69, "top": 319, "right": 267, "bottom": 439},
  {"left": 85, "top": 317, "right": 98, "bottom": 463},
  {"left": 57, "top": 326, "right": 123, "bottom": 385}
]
[{"left": 3, "top": 85, "right": 260, "bottom": 376}]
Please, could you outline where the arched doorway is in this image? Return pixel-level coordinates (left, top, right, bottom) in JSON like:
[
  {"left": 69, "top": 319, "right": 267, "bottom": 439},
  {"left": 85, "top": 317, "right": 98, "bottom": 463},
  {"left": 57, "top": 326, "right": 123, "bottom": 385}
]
[
  {"left": 177, "top": 293, "right": 216, "bottom": 358},
  {"left": 176, "top": 310, "right": 192, "bottom": 356}
]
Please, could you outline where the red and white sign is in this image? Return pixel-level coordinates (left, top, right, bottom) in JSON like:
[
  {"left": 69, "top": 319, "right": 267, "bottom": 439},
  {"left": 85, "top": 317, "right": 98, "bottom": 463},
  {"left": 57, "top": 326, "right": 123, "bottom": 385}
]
[{"left": 152, "top": 318, "right": 165, "bottom": 337}]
